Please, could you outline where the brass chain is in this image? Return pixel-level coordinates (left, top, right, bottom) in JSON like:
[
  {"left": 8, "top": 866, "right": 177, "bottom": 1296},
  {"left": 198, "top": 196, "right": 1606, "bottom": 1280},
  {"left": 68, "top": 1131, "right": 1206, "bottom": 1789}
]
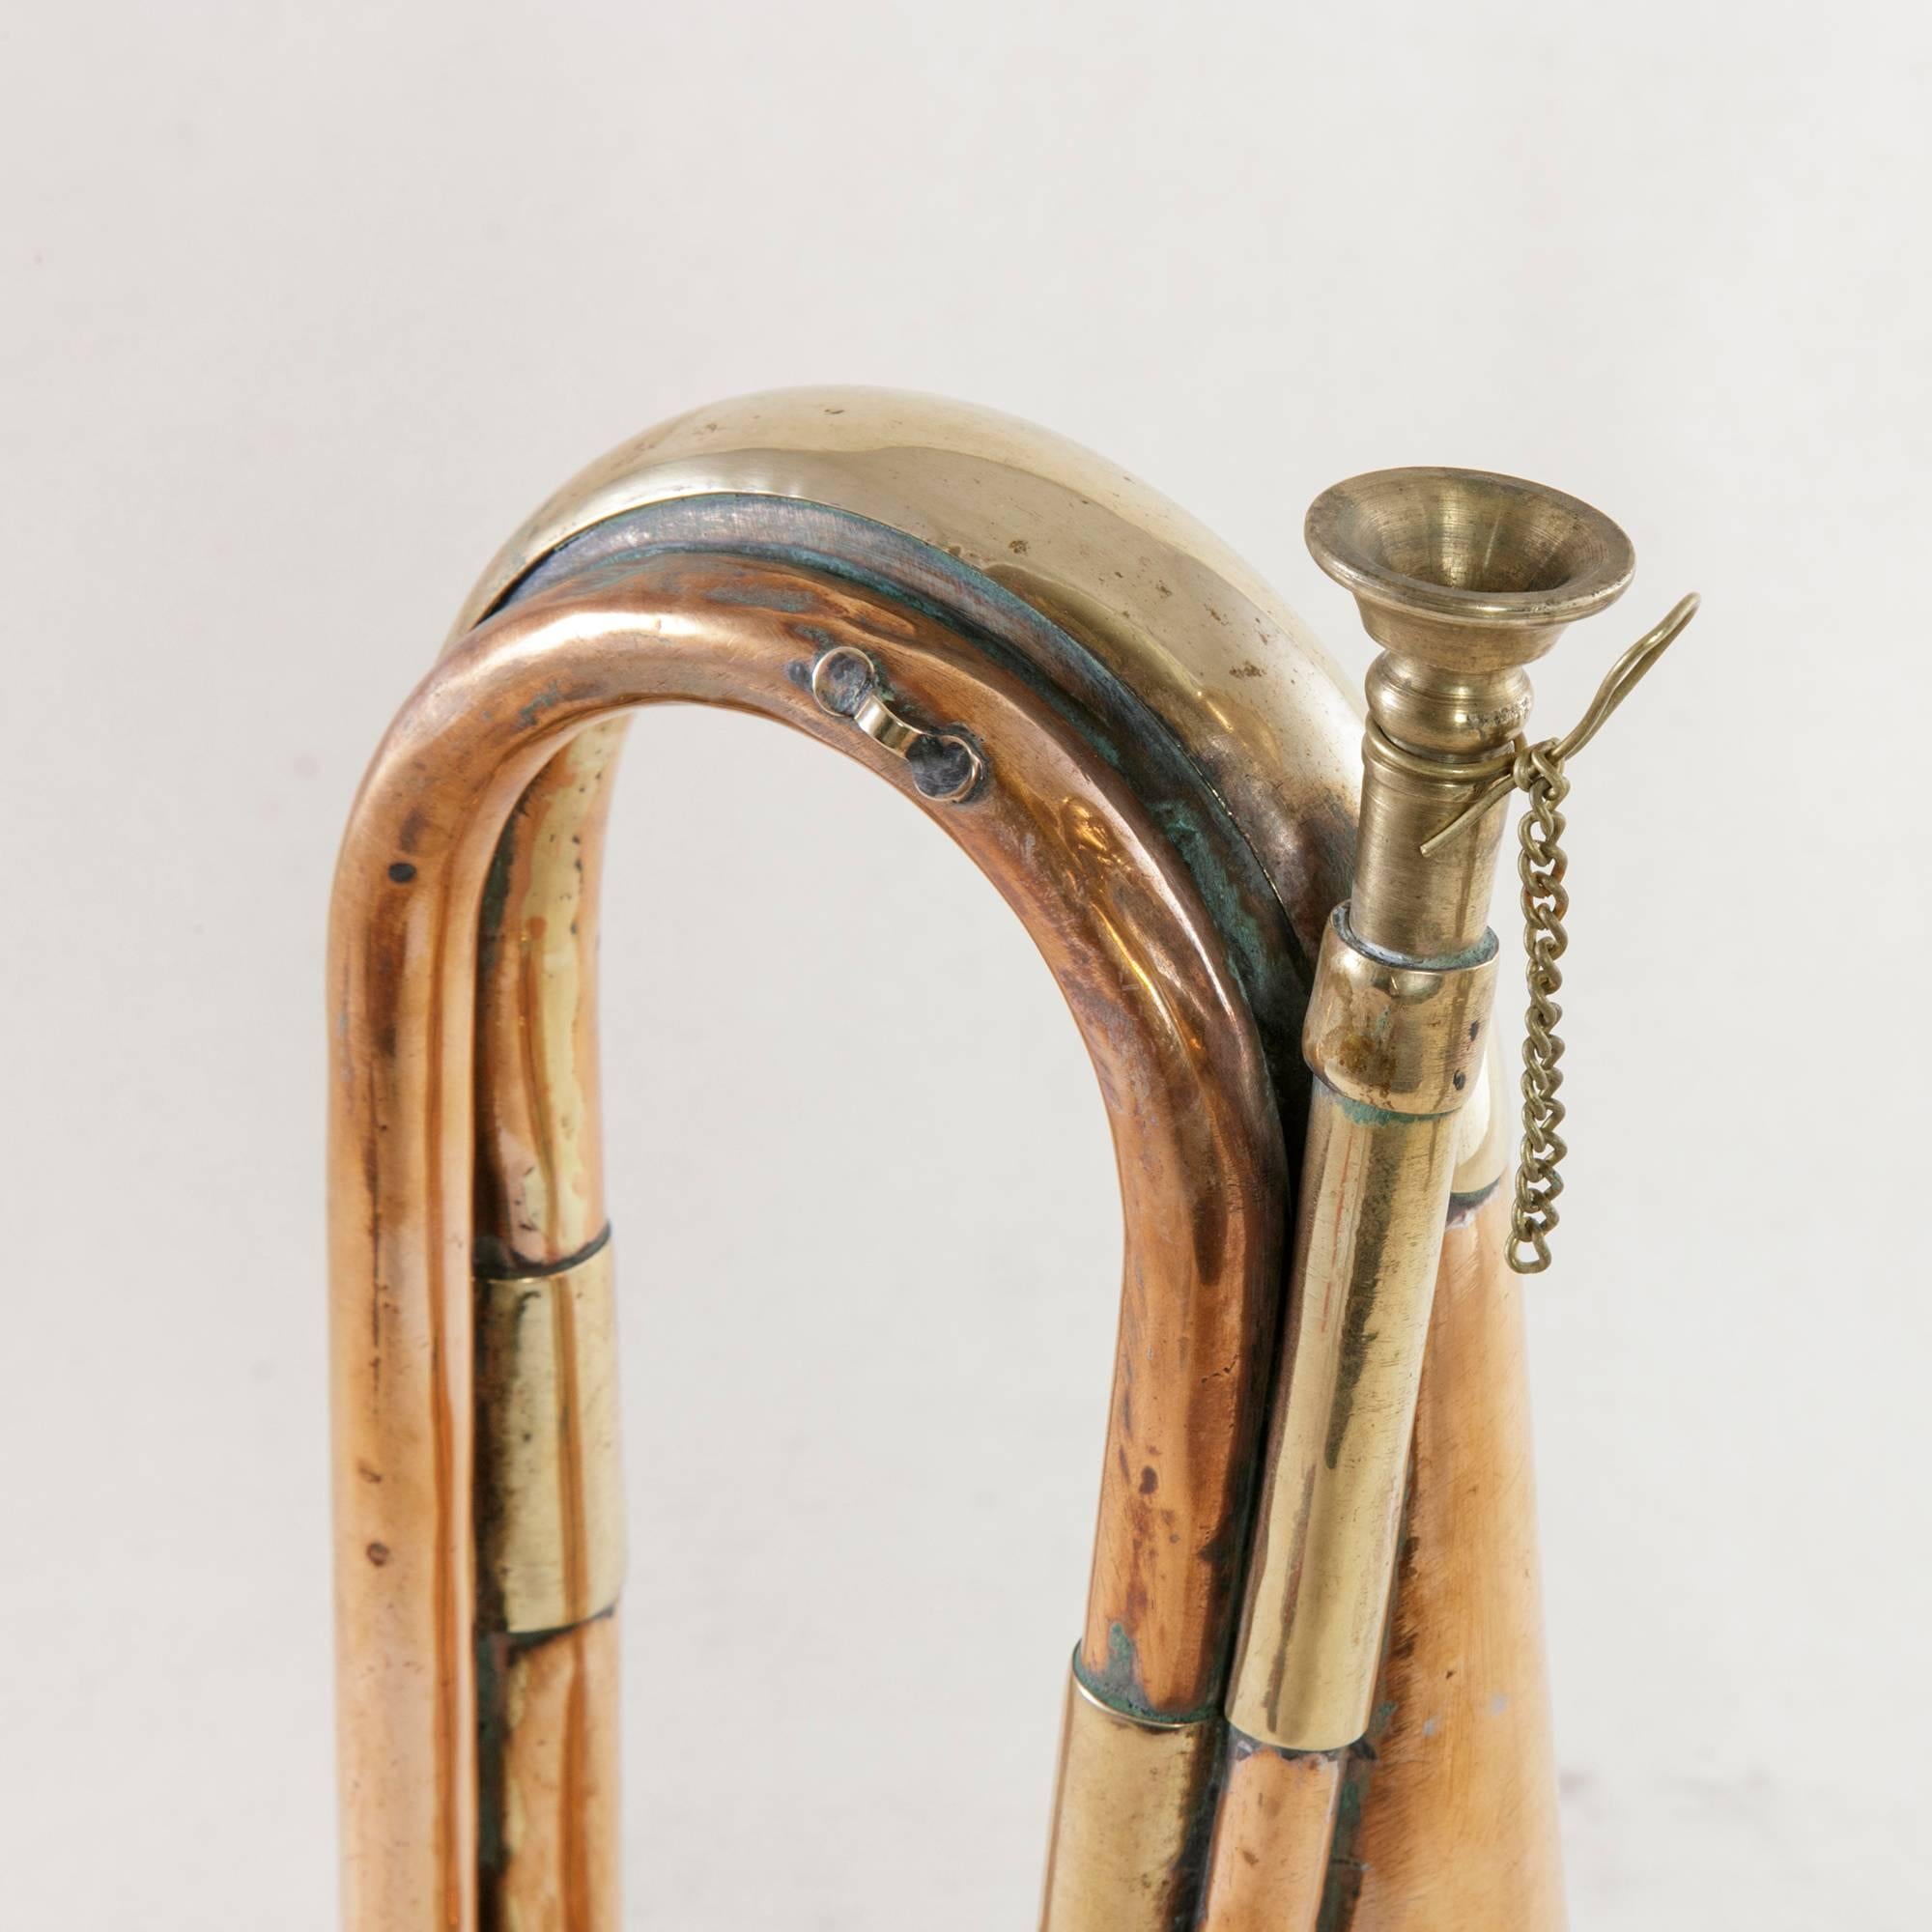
[
  {"left": 1508, "top": 740, "right": 1572, "bottom": 1273},
  {"left": 1412, "top": 591, "right": 1700, "bottom": 1277}
]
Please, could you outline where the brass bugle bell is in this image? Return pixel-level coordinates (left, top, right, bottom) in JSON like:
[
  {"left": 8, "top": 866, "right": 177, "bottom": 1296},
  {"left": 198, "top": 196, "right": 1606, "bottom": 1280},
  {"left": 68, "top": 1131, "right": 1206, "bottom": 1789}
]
[{"left": 327, "top": 388, "right": 1692, "bottom": 1928}]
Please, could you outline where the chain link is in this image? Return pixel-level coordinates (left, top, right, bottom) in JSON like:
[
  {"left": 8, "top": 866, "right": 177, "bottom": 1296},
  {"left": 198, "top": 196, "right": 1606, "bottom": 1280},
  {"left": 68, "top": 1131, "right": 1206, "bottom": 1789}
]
[{"left": 1508, "top": 741, "right": 1572, "bottom": 1273}]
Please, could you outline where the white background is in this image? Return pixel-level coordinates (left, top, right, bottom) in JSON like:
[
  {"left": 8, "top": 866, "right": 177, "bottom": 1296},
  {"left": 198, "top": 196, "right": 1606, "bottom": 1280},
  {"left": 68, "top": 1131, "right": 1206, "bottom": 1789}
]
[{"left": 5, "top": 4, "right": 1927, "bottom": 1926}]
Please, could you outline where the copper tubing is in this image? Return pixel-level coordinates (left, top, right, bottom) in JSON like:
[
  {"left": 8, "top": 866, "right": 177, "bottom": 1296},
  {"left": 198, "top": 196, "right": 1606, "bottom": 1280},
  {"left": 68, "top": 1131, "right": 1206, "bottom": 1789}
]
[
  {"left": 479, "top": 1616, "right": 621, "bottom": 1932},
  {"left": 327, "top": 552, "right": 1286, "bottom": 1926},
  {"left": 1336, "top": 1186, "right": 1566, "bottom": 1929},
  {"left": 1195, "top": 1737, "right": 1342, "bottom": 1932}
]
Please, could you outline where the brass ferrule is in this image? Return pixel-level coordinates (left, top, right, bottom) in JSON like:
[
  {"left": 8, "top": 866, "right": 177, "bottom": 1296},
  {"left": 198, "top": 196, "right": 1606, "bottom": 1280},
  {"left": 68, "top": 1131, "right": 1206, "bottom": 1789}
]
[
  {"left": 475, "top": 1234, "right": 626, "bottom": 1634},
  {"left": 1039, "top": 1667, "right": 1219, "bottom": 1931},
  {"left": 1302, "top": 908, "right": 1497, "bottom": 1118}
]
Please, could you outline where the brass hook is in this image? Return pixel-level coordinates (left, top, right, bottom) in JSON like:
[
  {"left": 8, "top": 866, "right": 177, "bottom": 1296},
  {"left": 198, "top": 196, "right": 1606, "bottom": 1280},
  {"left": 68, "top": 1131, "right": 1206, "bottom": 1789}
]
[{"left": 1419, "top": 592, "right": 1701, "bottom": 857}]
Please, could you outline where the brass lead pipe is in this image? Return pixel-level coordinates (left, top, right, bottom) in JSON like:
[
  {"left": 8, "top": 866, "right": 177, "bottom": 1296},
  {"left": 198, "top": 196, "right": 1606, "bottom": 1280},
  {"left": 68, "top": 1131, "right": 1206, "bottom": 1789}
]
[
  {"left": 1227, "top": 1067, "right": 1470, "bottom": 1747},
  {"left": 1203, "top": 468, "right": 1637, "bottom": 1918}
]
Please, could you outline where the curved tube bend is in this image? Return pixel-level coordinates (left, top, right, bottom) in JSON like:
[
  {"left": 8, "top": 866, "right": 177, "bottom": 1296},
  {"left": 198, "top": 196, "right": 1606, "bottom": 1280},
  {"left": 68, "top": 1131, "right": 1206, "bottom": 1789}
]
[{"left": 327, "top": 550, "right": 1287, "bottom": 1927}]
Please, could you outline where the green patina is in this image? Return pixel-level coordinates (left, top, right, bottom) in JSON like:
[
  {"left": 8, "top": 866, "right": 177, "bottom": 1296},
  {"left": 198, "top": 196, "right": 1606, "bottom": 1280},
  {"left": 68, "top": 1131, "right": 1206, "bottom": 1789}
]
[
  {"left": 1322, "top": 1086, "right": 1453, "bottom": 1128},
  {"left": 1072, "top": 1623, "right": 1221, "bottom": 1726},
  {"left": 704, "top": 580, "right": 815, "bottom": 613},
  {"left": 1150, "top": 796, "right": 1276, "bottom": 1010},
  {"left": 1316, "top": 1699, "right": 1397, "bottom": 1932},
  {"left": 1342, "top": 919, "right": 1498, "bottom": 977}
]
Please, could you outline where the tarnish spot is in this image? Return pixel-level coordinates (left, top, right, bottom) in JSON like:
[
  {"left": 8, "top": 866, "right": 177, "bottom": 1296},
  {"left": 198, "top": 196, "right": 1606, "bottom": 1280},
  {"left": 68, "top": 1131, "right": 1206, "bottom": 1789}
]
[
  {"left": 515, "top": 682, "right": 565, "bottom": 730},
  {"left": 706, "top": 582, "right": 815, "bottom": 613},
  {"left": 1080, "top": 1624, "right": 1151, "bottom": 1720}
]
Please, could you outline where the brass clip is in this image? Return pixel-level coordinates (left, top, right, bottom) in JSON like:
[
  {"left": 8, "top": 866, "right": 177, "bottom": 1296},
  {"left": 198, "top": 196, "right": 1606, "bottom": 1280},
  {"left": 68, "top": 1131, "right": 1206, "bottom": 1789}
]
[
  {"left": 1419, "top": 592, "right": 1700, "bottom": 858},
  {"left": 810, "top": 644, "right": 984, "bottom": 803},
  {"left": 475, "top": 1238, "right": 626, "bottom": 1633}
]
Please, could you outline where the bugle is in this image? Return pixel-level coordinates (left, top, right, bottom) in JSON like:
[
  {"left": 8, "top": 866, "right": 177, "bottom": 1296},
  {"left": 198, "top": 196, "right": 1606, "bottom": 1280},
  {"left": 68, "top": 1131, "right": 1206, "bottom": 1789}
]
[{"left": 327, "top": 389, "right": 1692, "bottom": 1928}]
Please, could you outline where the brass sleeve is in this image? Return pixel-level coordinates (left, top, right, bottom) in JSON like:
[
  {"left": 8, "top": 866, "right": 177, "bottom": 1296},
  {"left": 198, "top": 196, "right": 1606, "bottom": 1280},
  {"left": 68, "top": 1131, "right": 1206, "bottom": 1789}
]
[
  {"left": 1039, "top": 1669, "right": 1219, "bottom": 1931},
  {"left": 474, "top": 1238, "right": 626, "bottom": 1634},
  {"left": 1301, "top": 909, "right": 1496, "bottom": 1117}
]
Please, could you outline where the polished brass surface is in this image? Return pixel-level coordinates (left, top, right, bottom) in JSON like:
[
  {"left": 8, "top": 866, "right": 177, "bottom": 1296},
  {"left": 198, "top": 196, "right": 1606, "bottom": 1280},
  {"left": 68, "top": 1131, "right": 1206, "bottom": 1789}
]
[
  {"left": 1301, "top": 908, "right": 1497, "bottom": 1117},
  {"left": 1450, "top": 1038, "right": 1511, "bottom": 1203},
  {"left": 1304, "top": 467, "right": 1634, "bottom": 669},
  {"left": 1038, "top": 1671, "right": 1217, "bottom": 1931},
  {"left": 474, "top": 1241, "right": 625, "bottom": 1634},
  {"left": 1226, "top": 1083, "right": 1463, "bottom": 1748},
  {"left": 1308, "top": 468, "right": 1634, "bottom": 962},
  {"left": 450, "top": 387, "right": 1361, "bottom": 962}
]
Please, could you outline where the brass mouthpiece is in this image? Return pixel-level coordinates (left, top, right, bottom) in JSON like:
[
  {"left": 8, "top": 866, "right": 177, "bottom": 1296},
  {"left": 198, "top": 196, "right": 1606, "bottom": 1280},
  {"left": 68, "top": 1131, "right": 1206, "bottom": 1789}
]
[
  {"left": 1304, "top": 462, "right": 1695, "bottom": 1279},
  {"left": 1305, "top": 466, "right": 1635, "bottom": 669}
]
